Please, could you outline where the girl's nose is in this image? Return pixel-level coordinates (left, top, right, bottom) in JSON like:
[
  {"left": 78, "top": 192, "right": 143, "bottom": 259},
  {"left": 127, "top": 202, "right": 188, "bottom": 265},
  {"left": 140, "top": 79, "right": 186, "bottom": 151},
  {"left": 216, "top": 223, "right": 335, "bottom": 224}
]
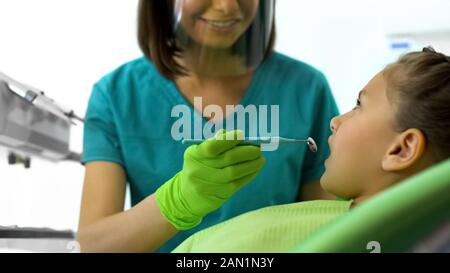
[{"left": 330, "top": 115, "right": 341, "bottom": 134}]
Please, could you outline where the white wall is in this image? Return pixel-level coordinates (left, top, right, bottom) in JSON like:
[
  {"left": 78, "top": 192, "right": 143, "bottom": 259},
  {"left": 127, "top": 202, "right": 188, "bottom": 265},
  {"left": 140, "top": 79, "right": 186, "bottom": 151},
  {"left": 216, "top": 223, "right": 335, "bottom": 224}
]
[
  {"left": 276, "top": 0, "right": 450, "bottom": 112},
  {"left": 0, "top": 0, "right": 449, "bottom": 231}
]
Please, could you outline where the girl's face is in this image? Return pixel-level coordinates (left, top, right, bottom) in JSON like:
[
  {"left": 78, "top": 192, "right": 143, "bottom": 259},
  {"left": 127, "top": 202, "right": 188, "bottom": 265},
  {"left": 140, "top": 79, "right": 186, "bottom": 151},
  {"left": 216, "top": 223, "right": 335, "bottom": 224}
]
[
  {"left": 177, "top": 0, "right": 259, "bottom": 48},
  {"left": 320, "top": 71, "right": 398, "bottom": 199}
]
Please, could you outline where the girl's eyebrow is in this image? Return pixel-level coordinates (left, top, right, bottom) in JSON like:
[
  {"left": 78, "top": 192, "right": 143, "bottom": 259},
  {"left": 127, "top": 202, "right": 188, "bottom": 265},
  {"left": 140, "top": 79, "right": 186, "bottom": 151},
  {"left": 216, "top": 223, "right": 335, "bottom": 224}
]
[{"left": 358, "top": 89, "right": 367, "bottom": 99}]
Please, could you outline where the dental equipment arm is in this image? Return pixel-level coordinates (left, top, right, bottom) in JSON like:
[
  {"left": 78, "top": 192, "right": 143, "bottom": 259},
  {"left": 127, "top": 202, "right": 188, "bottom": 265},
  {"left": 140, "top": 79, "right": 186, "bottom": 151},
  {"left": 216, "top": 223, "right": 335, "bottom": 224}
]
[{"left": 0, "top": 72, "right": 83, "bottom": 165}]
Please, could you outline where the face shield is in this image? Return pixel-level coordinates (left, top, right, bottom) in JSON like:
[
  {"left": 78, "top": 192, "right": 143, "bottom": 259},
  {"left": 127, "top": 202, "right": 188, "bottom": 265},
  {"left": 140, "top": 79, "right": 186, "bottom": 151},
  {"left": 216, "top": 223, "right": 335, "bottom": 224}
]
[{"left": 173, "top": 0, "right": 275, "bottom": 77}]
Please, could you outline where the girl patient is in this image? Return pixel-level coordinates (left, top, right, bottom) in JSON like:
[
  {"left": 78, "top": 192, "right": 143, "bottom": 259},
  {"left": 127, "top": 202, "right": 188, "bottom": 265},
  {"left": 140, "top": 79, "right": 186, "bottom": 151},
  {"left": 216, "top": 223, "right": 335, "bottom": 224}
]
[{"left": 172, "top": 48, "right": 450, "bottom": 253}]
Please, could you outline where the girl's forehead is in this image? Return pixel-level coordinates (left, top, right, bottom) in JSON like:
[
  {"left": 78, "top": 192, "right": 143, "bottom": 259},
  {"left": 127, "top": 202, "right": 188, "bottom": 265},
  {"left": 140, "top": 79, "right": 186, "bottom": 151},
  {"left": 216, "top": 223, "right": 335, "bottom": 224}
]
[{"left": 365, "top": 72, "right": 387, "bottom": 96}]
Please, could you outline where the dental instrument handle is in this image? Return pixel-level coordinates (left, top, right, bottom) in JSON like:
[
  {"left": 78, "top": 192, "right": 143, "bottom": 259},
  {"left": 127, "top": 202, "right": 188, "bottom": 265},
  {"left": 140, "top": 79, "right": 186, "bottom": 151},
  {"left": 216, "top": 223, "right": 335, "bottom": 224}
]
[
  {"left": 182, "top": 139, "right": 271, "bottom": 146},
  {"left": 182, "top": 137, "right": 318, "bottom": 153}
]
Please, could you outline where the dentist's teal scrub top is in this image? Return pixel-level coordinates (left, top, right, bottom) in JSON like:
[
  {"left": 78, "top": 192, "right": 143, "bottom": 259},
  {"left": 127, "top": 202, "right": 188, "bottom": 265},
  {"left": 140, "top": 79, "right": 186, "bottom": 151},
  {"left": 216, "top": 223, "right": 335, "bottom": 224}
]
[{"left": 81, "top": 52, "right": 339, "bottom": 252}]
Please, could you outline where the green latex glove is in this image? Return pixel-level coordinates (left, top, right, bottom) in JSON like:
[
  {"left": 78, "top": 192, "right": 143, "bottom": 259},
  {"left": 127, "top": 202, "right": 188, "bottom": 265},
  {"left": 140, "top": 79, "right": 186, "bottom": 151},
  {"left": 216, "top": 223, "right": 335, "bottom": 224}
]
[{"left": 156, "top": 130, "right": 266, "bottom": 230}]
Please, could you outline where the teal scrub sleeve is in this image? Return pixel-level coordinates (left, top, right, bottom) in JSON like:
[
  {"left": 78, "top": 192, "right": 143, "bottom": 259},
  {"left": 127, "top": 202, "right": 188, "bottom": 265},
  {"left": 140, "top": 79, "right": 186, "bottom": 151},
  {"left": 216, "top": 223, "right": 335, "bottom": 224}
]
[
  {"left": 301, "top": 72, "right": 339, "bottom": 183},
  {"left": 81, "top": 84, "right": 124, "bottom": 166}
]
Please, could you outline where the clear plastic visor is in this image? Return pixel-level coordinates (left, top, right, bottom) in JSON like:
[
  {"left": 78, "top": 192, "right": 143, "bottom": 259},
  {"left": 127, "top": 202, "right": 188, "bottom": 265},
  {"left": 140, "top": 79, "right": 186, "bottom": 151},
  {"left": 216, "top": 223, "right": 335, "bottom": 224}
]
[{"left": 173, "top": 0, "right": 275, "bottom": 76}]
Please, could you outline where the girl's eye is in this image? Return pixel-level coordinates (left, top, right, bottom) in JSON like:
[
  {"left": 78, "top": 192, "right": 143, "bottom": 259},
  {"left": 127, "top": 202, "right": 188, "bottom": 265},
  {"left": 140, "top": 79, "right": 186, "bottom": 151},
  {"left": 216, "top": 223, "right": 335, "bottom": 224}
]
[{"left": 352, "top": 98, "right": 361, "bottom": 110}]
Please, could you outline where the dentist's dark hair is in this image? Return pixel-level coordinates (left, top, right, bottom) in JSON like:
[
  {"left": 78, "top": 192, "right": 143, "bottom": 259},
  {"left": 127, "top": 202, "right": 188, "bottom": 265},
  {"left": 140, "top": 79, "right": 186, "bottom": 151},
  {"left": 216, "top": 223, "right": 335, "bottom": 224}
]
[
  {"left": 137, "top": 0, "right": 276, "bottom": 81},
  {"left": 384, "top": 47, "right": 450, "bottom": 161}
]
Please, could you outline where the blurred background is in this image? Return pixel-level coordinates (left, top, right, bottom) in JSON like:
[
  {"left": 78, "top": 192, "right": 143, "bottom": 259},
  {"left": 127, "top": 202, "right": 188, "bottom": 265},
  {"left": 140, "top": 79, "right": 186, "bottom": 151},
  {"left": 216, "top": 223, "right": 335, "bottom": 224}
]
[{"left": 0, "top": 0, "right": 449, "bottom": 232}]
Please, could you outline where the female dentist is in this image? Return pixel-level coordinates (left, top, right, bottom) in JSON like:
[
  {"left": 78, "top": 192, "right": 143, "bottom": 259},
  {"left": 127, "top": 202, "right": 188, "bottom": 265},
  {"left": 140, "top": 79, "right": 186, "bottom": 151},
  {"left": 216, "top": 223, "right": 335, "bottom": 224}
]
[{"left": 77, "top": 0, "right": 337, "bottom": 253}]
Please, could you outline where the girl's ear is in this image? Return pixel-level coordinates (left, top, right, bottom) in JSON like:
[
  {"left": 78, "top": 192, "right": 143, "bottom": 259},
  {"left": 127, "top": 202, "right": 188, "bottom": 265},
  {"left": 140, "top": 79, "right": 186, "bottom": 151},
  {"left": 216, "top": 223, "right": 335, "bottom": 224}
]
[{"left": 382, "top": 128, "right": 426, "bottom": 171}]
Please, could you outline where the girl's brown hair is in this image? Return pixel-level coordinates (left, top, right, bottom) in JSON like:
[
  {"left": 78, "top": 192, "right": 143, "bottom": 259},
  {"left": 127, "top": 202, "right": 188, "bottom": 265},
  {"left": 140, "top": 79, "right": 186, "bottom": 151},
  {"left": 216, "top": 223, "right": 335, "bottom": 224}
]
[
  {"left": 137, "top": 0, "right": 276, "bottom": 81},
  {"left": 384, "top": 47, "right": 450, "bottom": 161}
]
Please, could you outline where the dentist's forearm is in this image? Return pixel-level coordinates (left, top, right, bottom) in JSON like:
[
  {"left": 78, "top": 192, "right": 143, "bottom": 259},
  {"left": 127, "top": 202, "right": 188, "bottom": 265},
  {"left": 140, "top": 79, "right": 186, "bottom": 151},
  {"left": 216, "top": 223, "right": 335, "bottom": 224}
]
[{"left": 77, "top": 194, "right": 177, "bottom": 253}]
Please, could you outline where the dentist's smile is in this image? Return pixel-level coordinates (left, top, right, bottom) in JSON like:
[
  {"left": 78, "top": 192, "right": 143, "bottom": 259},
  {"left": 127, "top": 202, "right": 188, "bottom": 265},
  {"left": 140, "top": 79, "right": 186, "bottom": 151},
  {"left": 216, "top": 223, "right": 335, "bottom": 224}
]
[{"left": 199, "top": 18, "right": 241, "bottom": 32}]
